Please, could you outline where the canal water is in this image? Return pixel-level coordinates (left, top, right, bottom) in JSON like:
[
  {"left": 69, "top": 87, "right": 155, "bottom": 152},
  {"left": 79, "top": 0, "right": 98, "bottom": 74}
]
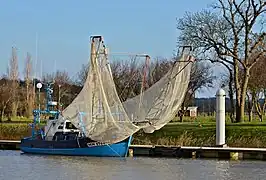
[{"left": 0, "top": 150, "right": 266, "bottom": 180}]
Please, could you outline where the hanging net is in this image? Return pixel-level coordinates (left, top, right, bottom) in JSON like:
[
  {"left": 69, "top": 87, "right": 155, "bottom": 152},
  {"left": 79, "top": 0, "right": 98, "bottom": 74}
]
[
  {"left": 123, "top": 53, "right": 193, "bottom": 133},
  {"left": 52, "top": 36, "right": 193, "bottom": 144}
]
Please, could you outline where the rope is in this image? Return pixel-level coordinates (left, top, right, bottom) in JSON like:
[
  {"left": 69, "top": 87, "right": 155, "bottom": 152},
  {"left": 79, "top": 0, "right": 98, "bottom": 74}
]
[
  {"left": 118, "top": 70, "right": 139, "bottom": 99},
  {"left": 107, "top": 144, "right": 122, "bottom": 157},
  {"left": 78, "top": 112, "right": 86, "bottom": 137},
  {"left": 138, "top": 55, "right": 150, "bottom": 114},
  {"left": 77, "top": 137, "right": 81, "bottom": 148},
  {"left": 172, "top": 57, "right": 194, "bottom": 79}
]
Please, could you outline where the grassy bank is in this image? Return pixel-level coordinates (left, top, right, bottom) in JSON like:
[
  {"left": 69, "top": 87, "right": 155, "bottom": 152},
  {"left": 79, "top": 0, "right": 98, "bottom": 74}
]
[
  {"left": 1, "top": 121, "right": 266, "bottom": 148},
  {"left": 0, "top": 124, "right": 31, "bottom": 140},
  {"left": 132, "top": 122, "right": 266, "bottom": 148}
]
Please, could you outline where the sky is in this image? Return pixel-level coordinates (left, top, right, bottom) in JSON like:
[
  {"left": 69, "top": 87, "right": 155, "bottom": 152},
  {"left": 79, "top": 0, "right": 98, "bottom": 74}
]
[{"left": 0, "top": 0, "right": 222, "bottom": 98}]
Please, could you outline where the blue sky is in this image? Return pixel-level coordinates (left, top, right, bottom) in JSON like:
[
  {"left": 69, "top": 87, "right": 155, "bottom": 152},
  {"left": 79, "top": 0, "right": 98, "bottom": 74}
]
[{"left": 0, "top": 0, "right": 221, "bottom": 97}]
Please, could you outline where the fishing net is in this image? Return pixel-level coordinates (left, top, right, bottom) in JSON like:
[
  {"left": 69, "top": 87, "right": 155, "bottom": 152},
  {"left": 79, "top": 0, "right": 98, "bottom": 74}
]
[
  {"left": 123, "top": 54, "right": 193, "bottom": 133},
  {"left": 49, "top": 36, "right": 193, "bottom": 144}
]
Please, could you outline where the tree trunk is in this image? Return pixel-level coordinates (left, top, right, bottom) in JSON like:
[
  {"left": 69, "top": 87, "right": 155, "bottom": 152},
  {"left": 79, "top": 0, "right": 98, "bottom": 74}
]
[
  {"left": 234, "top": 89, "right": 246, "bottom": 123},
  {"left": 246, "top": 92, "right": 254, "bottom": 122},
  {"left": 1, "top": 106, "right": 5, "bottom": 121},
  {"left": 240, "top": 69, "right": 250, "bottom": 122},
  {"left": 179, "top": 113, "right": 184, "bottom": 122},
  {"left": 2, "top": 106, "right": 5, "bottom": 120},
  {"left": 255, "top": 97, "right": 262, "bottom": 122},
  {"left": 235, "top": 103, "right": 242, "bottom": 123},
  {"left": 259, "top": 114, "right": 263, "bottom": 122},
  {"left": 26, "top": 81, "right": 30, "bottom": 118},
  {"left": 262, "top": 90, "right": 266, "bottom": 122},
  {"left": 11, "top": 101, "right": 17, "bottom": 118},
  {"left": 234, "top": 58, "right": 243, "bottom": 123},
  {"left": 248, "top": 110, "right": 253, "bottom": 122},
  {"left": 1, "top": 98, "right": 11, "bottom": 121},
  {"left": 248, "top": 103, "right": 253, "bottom": 122},
  {"left": 179, "top": 102, "right": 185, "bottom": 122},
  {"left": 235, "top": 67, "right": 250, "bottom": 123},
  {"left": 238, "top": 94, "right": 246, "bottom": 123},
  {"left": 228, "top": 70, "right": 235, "bottom": 123},
  {"left": 0, "top": 109, "right": 4, "bottom": 122},
  {"left": 28, "top": 100, "right": 33, "bottom": 118},
  {"left": 26, "top": 97, "right": 33, "bottom": 118},
  {"left": 253, "top": 90, "right": 266, "bottom": 122}
]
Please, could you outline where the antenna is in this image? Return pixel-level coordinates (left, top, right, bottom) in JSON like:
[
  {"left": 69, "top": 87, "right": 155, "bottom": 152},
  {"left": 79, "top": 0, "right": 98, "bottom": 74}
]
[
  {"left": 53, "top": 59, "right": 57, "bottom": 82},
  {"left": 35, "top": 32, "right": 43, "bottom": 80},
  {"left": 39, "top": 34, "right": 43, "bottom": 80},
  {"left": 33, "top": 32, "right": 38, "bottom": 109},
  {"left": 35, "top": 32, "right": 38, "bottom": 79}
]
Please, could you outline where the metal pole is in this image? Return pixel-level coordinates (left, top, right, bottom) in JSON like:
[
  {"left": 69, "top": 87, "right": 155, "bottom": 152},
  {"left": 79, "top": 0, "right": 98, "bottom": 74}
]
[
  {"left": 58, "top": 84, "right": 61, "bottom": 107},
  {"left": 38, "top": 88, "right": 41, "bottom": 123},
  {"left": 38, "top": 88, "right": 41, "bottom": 111},
  {"left": 36, "top": 82, "right": 42, "bottom": 123},
  {"left": 216, "top": 88, "right": 226, "bottom": 147}
]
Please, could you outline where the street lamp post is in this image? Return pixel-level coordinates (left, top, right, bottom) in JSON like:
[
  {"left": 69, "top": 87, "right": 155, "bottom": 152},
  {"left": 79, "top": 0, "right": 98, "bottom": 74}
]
[{"left": 36, "top": 82, "right": 42, "bottom": 123}]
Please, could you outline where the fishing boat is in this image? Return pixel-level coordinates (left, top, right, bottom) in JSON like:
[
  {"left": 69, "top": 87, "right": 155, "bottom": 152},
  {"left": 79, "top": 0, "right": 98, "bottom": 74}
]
[
  {"left": 20, "top": 82, "right": 132, "bottom": 157},
  {"left": 20, "top": 36, "right": 133, "bottom": 157},
  {"left": 20, "top": 35, "right": 194, "bottom": 157}
]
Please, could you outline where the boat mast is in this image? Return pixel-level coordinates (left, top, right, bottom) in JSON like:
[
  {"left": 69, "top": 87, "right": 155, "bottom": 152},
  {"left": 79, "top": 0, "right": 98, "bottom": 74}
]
[{"left": 90, "top": 36, "right": 106, "bottom": 117}]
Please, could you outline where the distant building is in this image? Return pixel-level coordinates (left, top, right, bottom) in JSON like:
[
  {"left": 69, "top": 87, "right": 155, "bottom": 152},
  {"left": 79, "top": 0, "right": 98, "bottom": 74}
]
[
  {"left": 177, "top": 106, "right": 198, "bottom": 117},
  {"left": 184, "top": 106, "right": 198, "bottom": 117}
]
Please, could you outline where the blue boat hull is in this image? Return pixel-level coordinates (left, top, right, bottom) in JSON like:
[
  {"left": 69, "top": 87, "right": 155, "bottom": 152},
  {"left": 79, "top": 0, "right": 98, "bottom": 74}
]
[{"left": 20, "top": 136, "right": 132, "bottom": 157}]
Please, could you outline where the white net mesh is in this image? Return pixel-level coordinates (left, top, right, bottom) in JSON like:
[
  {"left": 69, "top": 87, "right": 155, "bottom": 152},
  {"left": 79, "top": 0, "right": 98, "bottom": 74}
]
[
  {"left": 53, "top": 36, "right": 193, "bottom": 144},
  {"left": 122, "top": 55, "right": 193, "bottom": 133}
]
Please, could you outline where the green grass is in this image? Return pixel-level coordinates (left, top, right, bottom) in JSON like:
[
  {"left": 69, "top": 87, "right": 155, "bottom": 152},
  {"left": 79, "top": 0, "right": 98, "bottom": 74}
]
[
  {"left": 1, "top": 116, "right": 48, "bottom": 124},
  {"left": 1, "top": 116, "right": 266, "bottom": 148},
  {"left": 0, "top": 124, "right": 31, "bottom": 140},
  {"left": 171, "top": 114, "right": 265, "bottom": 123},
  {"left": 132, "top": 121, "right": 266, "bottom": 148}
]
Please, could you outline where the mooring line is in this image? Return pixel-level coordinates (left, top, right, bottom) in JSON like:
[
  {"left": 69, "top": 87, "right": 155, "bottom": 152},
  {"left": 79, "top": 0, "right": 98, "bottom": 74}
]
[{"left": 107, "top": 144, "right": 122, "bottom": 158}]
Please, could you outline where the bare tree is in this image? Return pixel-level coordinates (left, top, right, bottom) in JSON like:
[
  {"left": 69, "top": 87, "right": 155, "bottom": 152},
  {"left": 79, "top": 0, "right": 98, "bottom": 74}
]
[
  {"left": 0, "top": 79, "right": 12, "bottom": 121},
  {"left": 76, "top": 57, "right": 174, "bottom": 101},
  {"left": 24, "top": 52, "right": 34, "bottom": 118},
  {"left": 8, "top": 47, "right": 19, "bottom": 118},
  {"left": 177, "top": 0, "right": 266, "bottom": 122},
  {"left": 76, "top": 63, "right": 89, "bottom": 86},
  {"left": 147, "top": 57, "right": 173, "bottom": 86},
  {"left": 111, "top": 57, "right": 143, "bottom": 101},
  {"left": 112, "top": 56, "right": 173, "bottom": 102},
  {"left": 247, "top": 53, "right": 266, "bottom": 121}
]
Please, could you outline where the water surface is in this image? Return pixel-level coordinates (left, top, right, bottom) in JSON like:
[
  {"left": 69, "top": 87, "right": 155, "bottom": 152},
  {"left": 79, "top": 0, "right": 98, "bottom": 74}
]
[{"left": 0, "top": 150, "right": 265, "bottom": 180}]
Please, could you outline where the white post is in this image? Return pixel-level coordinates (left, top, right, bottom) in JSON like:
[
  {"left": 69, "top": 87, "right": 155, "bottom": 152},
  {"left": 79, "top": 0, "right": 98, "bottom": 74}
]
[{"left": 216, "top": 88, "right": 226, "bottom": 147}]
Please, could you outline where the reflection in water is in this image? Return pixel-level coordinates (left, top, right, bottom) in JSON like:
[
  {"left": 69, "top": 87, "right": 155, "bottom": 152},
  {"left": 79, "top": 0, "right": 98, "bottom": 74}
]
[{"left": 0, "top": 150, "right": 266, "bottom": 180}]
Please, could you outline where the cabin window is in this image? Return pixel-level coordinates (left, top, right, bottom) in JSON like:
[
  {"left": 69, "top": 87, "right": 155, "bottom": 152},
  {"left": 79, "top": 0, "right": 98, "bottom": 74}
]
[
  {"left": 65, "top": 122, "right": 77, "bottom": 130},
  {"left": 58, "top": 125, "right": 63, "bottom": 129}
]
